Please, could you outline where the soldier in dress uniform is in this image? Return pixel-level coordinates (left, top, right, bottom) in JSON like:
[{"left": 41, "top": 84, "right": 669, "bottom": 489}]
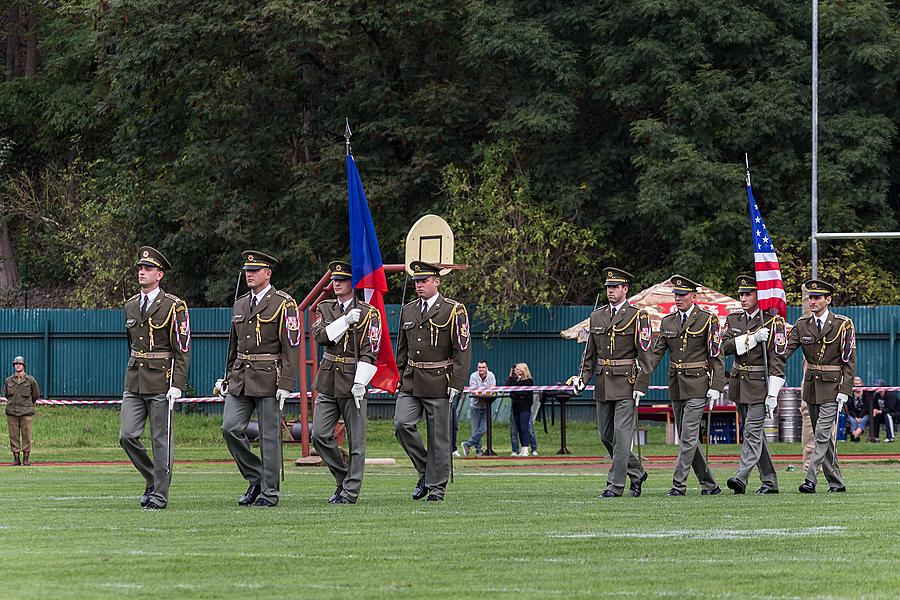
[
  {"left": 567, "top": 268, "right": 653, "bottom": 498},
  {"left": 773, "top": 279, "right": 854, "bottom": 493},
  {"left": 394, "top": 260, "right": 472, "bottom": 501},
  {"left": 311, "top": 260, "right": 381, "bottom": 504},
  {"left": 721, "top": 274, "right": 787, "bottom": 494},
  {"left": 647, "top": 276, "right": 724, "bottom": 496},
  {"left": 218, "top": 251, "right": 301, "bottom": 507},
  {"left": 120, "top": 246, "right": 191, "bottom": 510}
]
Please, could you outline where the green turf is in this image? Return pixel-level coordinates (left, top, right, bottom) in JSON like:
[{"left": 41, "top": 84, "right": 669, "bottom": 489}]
[{"left": 1, "top": 460, "right": 899, "bottom": 599}]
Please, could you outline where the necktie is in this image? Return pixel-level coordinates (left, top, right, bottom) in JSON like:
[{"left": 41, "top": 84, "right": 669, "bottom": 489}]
[
  {"left": 817, "top": 318, "right": 823, "bottom": 333},
  {"left": 680, "top": 312, "right": 687, "bottom": 326},
  {"left": 140, "top": 295, "right": 149, "bottom": 318},
  {"left": 250, "top": 295, "right": 257, "bottom": 312},
  {"left": 421, "top": 300, "right": 428, "bottom": 316},
  {"left": 611, "top": 307, "right": 617, "bottom": 319}
]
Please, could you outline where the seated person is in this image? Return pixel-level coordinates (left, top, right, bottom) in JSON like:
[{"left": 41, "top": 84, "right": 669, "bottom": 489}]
[{"left": 847, "top": 377, "right": 869, "bottom": 442}]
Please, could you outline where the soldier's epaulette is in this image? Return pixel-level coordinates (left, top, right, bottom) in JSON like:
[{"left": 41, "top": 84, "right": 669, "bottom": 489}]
[
  {"left": 404, "top": 298, "right": 419, "bottom": 308},
  {"left": 592, "top": 304, "right": 609, "bottom": 315},
  {"left": 833, "top": 313, "right": 850, "bottom": 322},
  {"left": 319, "top": 298, "right": 338, "bottom": 307},
  {"left": 238, "top": 291, "right": 251, "bottom": 301},
  {"left": 728, "top": 308, "right": 743, "bottom": 315},
  {"left": 443, "top": 297, "right": 460, "bottom": 306},
  {"left": 164, "top": 293, "right": 188, "bottom": 312},
  {"left": 126, "top": 293, "right": 140, "bottom": 304},
  {"left": 275, "top": 290, "right": 294, "bottom": 301}
]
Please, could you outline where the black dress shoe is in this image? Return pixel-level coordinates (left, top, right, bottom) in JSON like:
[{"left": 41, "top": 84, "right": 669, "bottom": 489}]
[
  {"left": 828, "top": 485, "right": 847, "bottom": 493},
  {"left": 798, "top": 480, "right": 816, "bottom": 494},
  {"left": 251, "top": 497, "right": 277, "bottom": 508},
  {"left": 756, "top": 485, "right": 779, "bottom": 494},
  {"left": 629, "top": 472, "right": 648, "bottom": 497},
  {"left": 140, "top": 485, "right": 155, "bottom": 508},
  {"left": 726, "top": 477, "right": 746, "bottom": 494},
  {"left": 598, "top": 490, "right": 621, "bottom": 498},
  {"left": 331, "top": 495, "right": 356, "bottom": 504},
  {"left": 701, "top": 486, "right": 721, "bottom": 496},
  {"left": 142, "top": 501, "right": 165, "bottom": 510},
  {"left": 666, "top": 488, "right": 685, "bottom": 496},
  {"left": 239, "top": 484, "right": 262, "bottom": 506},
  {"left": 425, "top": 493, "right": 444, "bottom": 502},
  {"left": 412, "top": 478, "right": 428, "bottom": 500},
  {"left": 329, "top": 484, "right": 344, "bottom": 503}
]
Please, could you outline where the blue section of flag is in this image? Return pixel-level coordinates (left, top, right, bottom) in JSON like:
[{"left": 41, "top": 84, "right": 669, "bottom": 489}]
[
  {"left": 747, "top": 185, "right": 774, "bottom": 253},
  {"left": 347, "top": 155, "right": 384, "bottom": 288}
]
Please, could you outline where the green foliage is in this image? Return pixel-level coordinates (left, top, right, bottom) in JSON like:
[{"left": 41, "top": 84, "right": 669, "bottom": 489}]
[{"left": 443, "top": 141, "right": 595, "bottom": 333}]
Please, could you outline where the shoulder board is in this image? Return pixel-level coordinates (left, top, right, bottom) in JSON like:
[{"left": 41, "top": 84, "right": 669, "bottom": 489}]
[
  {"left": 126, "top": 293, "right": 140, "bottom": 304},
  {"left": 275, "top": 290, "right": 295, "bottom": 302},
  {"left": 320, "top": 298, "right": 338, "bottom": 307},
  {"left": 238, "top": 291, "right": 251, "bottom": 301},
  {"left": 163, "top": 292, "right": 182, "bottom": 303},
  {"left": 698, "top": 307, "right": 715, "bottom": 317},
  {"left": 661, "top": 312, "right": 677, "bottom": 321},
  {"left": 728, "top": 309, "right": 743, "bottom": 315},
  {"left": 592, "top": 305, "right": 609, "bottom": 316},
  {"left": 833, "top": 314, "right": 850, "bottom": 321},
  {"left": 404, "top": 299, "right": 419, "bottom": 308},
  {"left": 636, "top": 308, "right": 649, "bottom": 317},
  {"left": 360, "top": 301, "right": 376, "bottom": 312},
  {"left": 443, "top": 298, "right": 460, "bottom": 306}
]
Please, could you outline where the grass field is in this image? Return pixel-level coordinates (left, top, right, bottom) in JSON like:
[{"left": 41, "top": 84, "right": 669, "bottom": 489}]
[{"left": 2, "top": 409, "right": 900, "bottom": 599}]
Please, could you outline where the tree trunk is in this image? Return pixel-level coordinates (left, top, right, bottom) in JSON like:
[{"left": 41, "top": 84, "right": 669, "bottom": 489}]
[
  {"left": 6, "top": 5, "right": 20, "bottom": 78},
  {"left": 0, "top": 218, "right": 19, "bottom": 294},
  {"left": 24, "top": 2, "right": 37, "bottom": 79}
]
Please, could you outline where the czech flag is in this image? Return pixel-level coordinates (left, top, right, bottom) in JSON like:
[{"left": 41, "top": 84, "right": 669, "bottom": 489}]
[{"left": 347, "top": 154, "right": 400, "bottom": 392}]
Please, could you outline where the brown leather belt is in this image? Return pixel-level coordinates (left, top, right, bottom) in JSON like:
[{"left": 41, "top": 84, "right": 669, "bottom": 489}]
[
  {"left": 323, "top": 352, "right": 356, "bottom": 364},
  {"left": 734, "top": 364, "right": 766, "bottom": 372},
  {"left": 807, "top": 364, "right": 842, "bottom": 372},
  {"left": 130, "top": 350, "right": 173, "bottom": 360},
  {"left": 598, "top": 358, "right": 635, "bottom": 367},
  {"left": 408, "top": 358, "right": 452, "bottom": 369},
  {"left": 237, "top": 352, "right": 280, "bottom": 361},
  {"left": 671, "top": 361, "right": 708, "bottom": 370}
]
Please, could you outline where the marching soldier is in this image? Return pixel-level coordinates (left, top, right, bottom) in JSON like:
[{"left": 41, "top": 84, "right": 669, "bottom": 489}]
[
  {"left": 647, "top": 276, "right": 724, "bottom": 496},
  {"left": 120, "top": 246, "right": 191, "bottom": 510},
  {"left": 394, "top": 261, "right": 472, "bottom": 501},
  {"left": 218, "top": 251, "right": 300, "bottom": 508},
  {"left": 721, "top": 275, "right": 787, "bottom": 494},
  {"left": 774, "top": 279, "right": 854, "bottom": 493},
  {"left": 311, "top": 260, "right": 381, "bottom": 504},
  {"left": 568, "top": 268, "right": 653, "bottom": 498},
  {"left": 5, "top": 356, "right": 40, "bottom": 466}
]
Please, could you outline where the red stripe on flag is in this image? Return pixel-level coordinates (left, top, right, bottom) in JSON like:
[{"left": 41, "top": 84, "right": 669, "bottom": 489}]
[{"left": 754, "top": 261, "right": 782, "bottom": 271}]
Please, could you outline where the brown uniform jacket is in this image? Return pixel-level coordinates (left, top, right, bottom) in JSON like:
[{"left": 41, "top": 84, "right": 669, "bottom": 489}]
[
  {"left": 579, "top": 303, "right": 654, "bottom": 401},
  {"left": 4, "top": 373, "right": 40, "bottom": 416},
  {"left": 124, "top": 289, "right": 191, "bottom": 395},
  {"left": 396, "top": 294, "right": 472, "bottom": 398},
  {"left": 774, "top": 311, "right": 856, "bottom": 404},
  {"left": 648, "top": 307, "right": 725, "bottom": 401},
  {"left": 721, "top": 310, "right": 788, "bottom": 404},
  {"left": 312, "top": 299, "right": 380, "bottom": 398},
  {"left": 225, "top": 287, "right": 301, "bottom": 398}
]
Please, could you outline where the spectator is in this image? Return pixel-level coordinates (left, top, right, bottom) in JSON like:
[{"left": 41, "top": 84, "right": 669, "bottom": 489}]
[
  {"left": 462, "top": 360, "right": 495, "bottom": 457},
  {"left": 870, "top": 378, "right": 895, "bottom": 443},
  {"left": 507, "top": 363, "right": 537, "bottom": 456},
  {"left": 846, "top": 376, "right": 869, "bottom": 442},
  {"left": 4, "top": 356, "right": 40, "bottom": 466}
]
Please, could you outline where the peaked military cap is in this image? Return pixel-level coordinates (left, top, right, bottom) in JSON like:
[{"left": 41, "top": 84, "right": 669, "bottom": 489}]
[
  {"left": 12, "top": 356, "right": 25, "bottom": 365},
  {"left": 736, "top": 274, "right": 757, "bottom": 294},
  {"left": 603, "top": 267, "right": 633, "bottom": 287},
  {"left": 329, "top": 260, "right": 352, "bottom": 281},
  {"left": 804, "top": 279, "right": 834, "bottom": 296},
  {"left": 410, "top": 260, "right": 441, "bottom": 281},
  {"left": 670, "top": 275, "right": 700, "bottom": 296},
  {"left": 136, "top": 246, "right": 172, "bottom": 271},
  {"left": 242, "top": 250, "right": 279, "bottom": 271}
]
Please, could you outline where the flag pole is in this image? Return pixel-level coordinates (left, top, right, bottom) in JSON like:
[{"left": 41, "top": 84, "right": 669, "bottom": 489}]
[{"left": 346, "top": 118, "right": 362, "bottom": 415}]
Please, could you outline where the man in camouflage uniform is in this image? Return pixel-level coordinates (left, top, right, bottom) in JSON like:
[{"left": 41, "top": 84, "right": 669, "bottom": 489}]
[
  {"left": 394, "top": 261, "right": 472, "bottom": 501},
  {"left": 721, "top": 274, "right": 787, "bottom": 494},
  {"left": 568, "top": 268, "right": 653, "bottom": 498},
  {"left": 773, "top": 279, "right": 854, "bottom": 493},
  {"left": 120, "top": 246, "right": 191, "bottom": 510},
  {"left": 218, "top": 251, "right": 300, "bottom": 507},
  {"left": 311, "top": 260, "right": 381, "bottom": 504},
  {"left": 647, "top": 276, "right": 724, "bottom": 496}
]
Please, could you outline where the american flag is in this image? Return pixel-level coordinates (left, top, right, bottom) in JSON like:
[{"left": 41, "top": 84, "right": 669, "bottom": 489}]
[{"left": 746, "top": 169, "right": 787, "bottom": 317}]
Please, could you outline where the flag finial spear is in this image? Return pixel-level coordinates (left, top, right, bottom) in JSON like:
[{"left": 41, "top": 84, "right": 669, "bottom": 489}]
[
  {"left": 345, "top": 118, "right": 352, "bottom": 156},
  {"left": 745, "top": 153, "right": 751, "bottom": 187}
]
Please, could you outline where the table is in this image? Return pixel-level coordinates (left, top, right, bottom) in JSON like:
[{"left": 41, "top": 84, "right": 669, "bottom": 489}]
[{"left": 637, "top": 404, "right": 741, "bottom": 445}]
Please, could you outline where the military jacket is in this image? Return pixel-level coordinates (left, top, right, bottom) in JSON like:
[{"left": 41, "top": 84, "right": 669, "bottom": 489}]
[
  {"left": 648, "top": 307, "right": 725, "bottom": 401},
  {"left": 774, "top": 311, "right": 856, "bottom": 404},
  {"left": 312, "top": 299, "right": 380, "bottom": 398},
  {"left": 721, "top": 311, "right": 788, "bottom": 404},
  {"left": 225, "top": 287, "right": 300, "bottom": 398},
  {"left": 4, "top": 373, "right": 40, "bottom": 417},
  {"left": 396, "top": 294, "right": 472, "bottom": 398},
  {"left": 579, "top": 303, "right": 654, "bottom": 401},
  {"left": 124, "top": 289, "right": 191, "bottom": 395}
]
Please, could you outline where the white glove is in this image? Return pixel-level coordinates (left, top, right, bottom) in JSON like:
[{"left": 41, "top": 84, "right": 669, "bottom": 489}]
[
  {"left": 448, "top": 388, "right": 461, "bottom": 403},
  {"left": 214, "top": 378, "right": 228, "bottom": 398},
  {"left": 276, "top": 388, "right": 290, "bottom": 411},
  {"left": 166, "top": 387, "right": 181, "bottom": 410},
  {"left": 706, "top": 389, "right": 720, "bottom": 410},
  {"left": 344, "top": 308, "right": 362, "bottom": 325},
  {"left": 765, "top": 395, "right": 777, "bottom": 419},
  {"left": 632, "top": 390, "right": 645, "bottom": 407},
  {"left": 753, "top": 327, "right": 770, "bottom": 343},
  {"left": 351, "top": 383, "right": 366, "bottom": 408},
  {"left": 836, "top": 392, "right": 848, "bottom": 415},
  {"left": 566, "top": 375, "right": 586, "bottom": 394},
  {"left": 766, "top": 376, "right": 785, "bottom": 398}
]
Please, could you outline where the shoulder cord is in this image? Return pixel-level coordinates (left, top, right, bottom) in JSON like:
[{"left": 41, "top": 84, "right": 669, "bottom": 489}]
[
  {"left": 428, "top": 304, "right": 458, "bottom": 347},
  {"left": 147, "top": 304, "right": 176, "bottom": 351},
  {"left": 342, "top": 308, "right": 374, "bottom": 352},
  {"left": 170, "top": 303, "right": 191, "bottom": 353},
  {"left": 255, "top": 300, "right": 286, "bottom": 346},
  {"left": 609, "top": 311, "right": 639, "bottom": 353}
]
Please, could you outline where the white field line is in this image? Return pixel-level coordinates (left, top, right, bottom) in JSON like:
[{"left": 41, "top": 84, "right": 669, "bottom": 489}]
[{"left": 551, "top": 525, "right": 846, "bottom": 540}]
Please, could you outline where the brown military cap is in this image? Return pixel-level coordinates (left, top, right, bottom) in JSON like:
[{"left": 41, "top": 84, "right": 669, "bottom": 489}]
[
  {"left": 736, "top": 274, "right": 757, "bottom": 294},
  {"left": 670, "top": 275, "right": 700, "bottom": 296},
  {"left": 242, "top": 250, "right": 279, "bottom": 271},
  {"left": 410, "top": 260, "right": 441, "bottom": 281},
  {"left": 603, "top": 267, "right": 633, "bottom": 287},
  {"left": 329, "top": 260, "right": 352, "bottom": 281},
  {"left": 804, "top": 279, "right": 835, "bottom": 296},
  {"left": 136, "top": 246, "right": 172, "bottom": 271}
]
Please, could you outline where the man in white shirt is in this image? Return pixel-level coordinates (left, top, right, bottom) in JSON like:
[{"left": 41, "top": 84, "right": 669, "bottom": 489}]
[{"left": 462, "top": 361, "right": 496, "bottom": 456}]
